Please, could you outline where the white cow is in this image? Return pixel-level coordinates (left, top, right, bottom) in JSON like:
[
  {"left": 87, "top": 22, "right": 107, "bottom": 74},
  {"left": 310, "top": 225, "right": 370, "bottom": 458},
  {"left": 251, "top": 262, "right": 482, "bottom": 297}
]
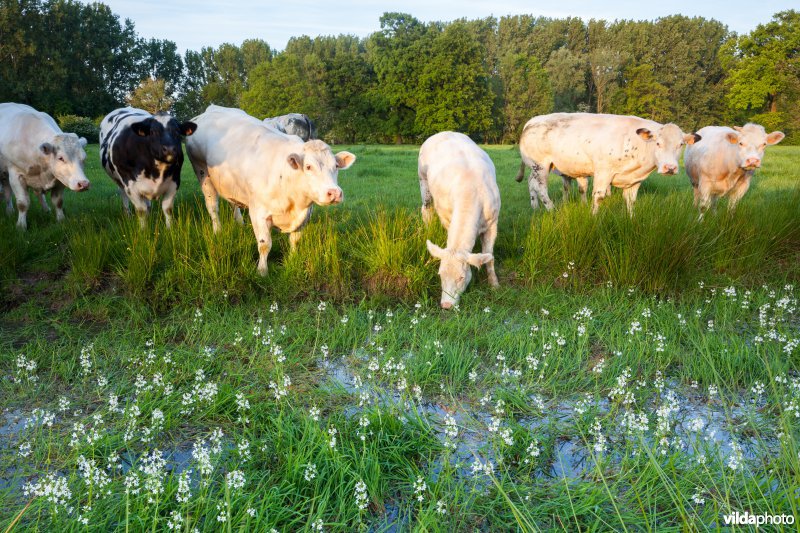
[
  {"left": 685, "top": 123, "right": 784, "bottom": 215},
  {"left": 0, "top": 103, "right": 90, "bottom": 229},
  {"left": 186, "top": 105, "right": 355, "bottom": 275},
  {"left": 419, "top": 131, "right": 500, "bottom": 309},
  {"left": 516, "top": 113, "right": 700, "bottom": 214}
]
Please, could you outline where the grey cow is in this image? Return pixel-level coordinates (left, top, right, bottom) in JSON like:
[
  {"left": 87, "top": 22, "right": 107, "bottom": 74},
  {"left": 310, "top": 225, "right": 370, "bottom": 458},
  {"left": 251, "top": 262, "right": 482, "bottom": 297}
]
[{"left": 263, "top": 114, "right": 317, "bottom": 142}]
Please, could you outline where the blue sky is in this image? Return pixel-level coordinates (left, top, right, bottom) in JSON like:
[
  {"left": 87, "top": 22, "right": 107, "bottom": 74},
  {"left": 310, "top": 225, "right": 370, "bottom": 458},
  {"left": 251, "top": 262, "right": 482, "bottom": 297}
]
[{"left": 106, "top": 0, "right": 796, "bottom": 52}]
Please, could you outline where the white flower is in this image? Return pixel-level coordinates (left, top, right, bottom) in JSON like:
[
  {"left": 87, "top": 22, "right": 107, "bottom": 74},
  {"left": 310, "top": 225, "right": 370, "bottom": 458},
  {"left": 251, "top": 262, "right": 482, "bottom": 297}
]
[
  {"left": 436, "top": 500, "right": 447, "bottom": 515},
  {"left": 304, "top": 463, "right": 318, "bottom": 481},
  {"left": 226, "top": 470, "right": 246, "bottom": 491},
  {"left": 413, "top": 476, "right": 427, "bottom": 502},
  {"left": 24, "top": 473, "right": 71, "bottom": 512},
  {"left": 176, "top": 470, "right": 192, "bottom": 503},
  {"left": 355, "top": 480, "right": 369, "bottom": 511},
  {"left": 309, "top": 405, "right": 320, "bottom": 422}
]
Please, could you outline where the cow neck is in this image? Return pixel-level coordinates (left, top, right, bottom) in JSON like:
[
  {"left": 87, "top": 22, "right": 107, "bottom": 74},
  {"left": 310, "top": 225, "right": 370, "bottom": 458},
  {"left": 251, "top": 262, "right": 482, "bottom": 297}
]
[{"left": 445, "top": 203, "right": 481, "bottom": 253}]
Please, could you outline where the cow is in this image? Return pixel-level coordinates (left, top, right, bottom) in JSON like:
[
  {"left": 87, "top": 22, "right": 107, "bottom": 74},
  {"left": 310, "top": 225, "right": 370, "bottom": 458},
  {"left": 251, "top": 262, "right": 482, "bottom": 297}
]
[
  {"left": 186, "top": 105, "right": 355, "bottom": 275},
  {"left": 263, "top": 113, "right": 317, "bottom": 142},
  {"left": 419, "top": 132, "right": 500, "bottom": 309},
  {"left": 99, "top": 107, "right": 196, "bottom": 228},
  {"left": 515, "top": 113, "right": 700, "bottom": 215},
  {"left": 0, "top": 103, "right": 90, "bottom": 229},
  {"left": 684, "top": 123, "right": 784, "bottom": 216}
]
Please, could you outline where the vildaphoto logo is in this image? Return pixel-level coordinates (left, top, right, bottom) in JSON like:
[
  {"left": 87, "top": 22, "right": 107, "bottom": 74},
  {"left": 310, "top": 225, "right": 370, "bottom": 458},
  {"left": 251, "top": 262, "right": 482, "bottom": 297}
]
[{"left": 723, "top": 511, "right": 795, "bottom": 526}]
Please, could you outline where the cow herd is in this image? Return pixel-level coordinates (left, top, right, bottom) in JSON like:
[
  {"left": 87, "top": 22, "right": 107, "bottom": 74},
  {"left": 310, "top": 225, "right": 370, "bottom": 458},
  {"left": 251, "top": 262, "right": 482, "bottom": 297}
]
[{"left": 0, "top": 102, "right": 786, "bottom": 308}]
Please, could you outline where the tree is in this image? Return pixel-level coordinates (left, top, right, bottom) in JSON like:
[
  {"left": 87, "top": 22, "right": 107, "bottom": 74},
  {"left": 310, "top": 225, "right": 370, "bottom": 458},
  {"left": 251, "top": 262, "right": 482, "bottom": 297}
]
[
  {"left": 414, "top": 21, "right": 494, "bottom": 139},
  {"left": 499, "top": 53, "right": 553, "bottom": 141},
  {"left": 589, "top": 48, "right": 623, "bottom": 113},
  {"left": 127, "top": 77, "right": 173, "bottom": 113},
  {"left": 726, "top": 10, "right": 800, "bottom": 114},
  {"left": 621, "top": 63, "right": 669, "bottom": 121},
  {"left": 546, "top": 46, "right": 587, "bottom": 112}
]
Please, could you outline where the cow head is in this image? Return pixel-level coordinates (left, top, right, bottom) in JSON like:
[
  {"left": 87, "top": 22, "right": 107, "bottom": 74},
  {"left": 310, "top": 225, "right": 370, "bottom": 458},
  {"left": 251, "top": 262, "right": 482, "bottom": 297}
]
[
  {"left": 636, "top": 123, "right": 701, "bottom": 175},
  {"left": 39, "top": 133, "right": 90, "bottom": 191},
  {"left": 285, "top": 140, "right": 355, "bottom": 206},
  {"left": 130, "top": 113, "right": 197, "bottom": 164},
  {"left": 427, "top": 240, "right": 492, "bottom": 310},
  {"left": 724, "top": 123, "right": 784, "bottom": 171}
]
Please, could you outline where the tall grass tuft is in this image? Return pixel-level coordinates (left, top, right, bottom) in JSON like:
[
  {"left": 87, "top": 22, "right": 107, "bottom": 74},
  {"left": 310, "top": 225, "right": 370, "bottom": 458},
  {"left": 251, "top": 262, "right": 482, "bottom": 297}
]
[
  {"left": 66, "top": 217, "right": 115, "bottom": 291},
  {"left": 351, "top": 208, "right": 439, "bottom": 300},
  {"left": 521, "top": 190, "right": 800, "bottom": 294},
  {"left": 280, "top": 214, "right": 350, "bottom": 299}
]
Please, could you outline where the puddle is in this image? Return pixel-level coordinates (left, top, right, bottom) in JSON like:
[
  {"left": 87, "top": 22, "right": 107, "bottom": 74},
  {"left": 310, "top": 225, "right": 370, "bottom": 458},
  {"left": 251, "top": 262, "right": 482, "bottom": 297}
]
[{"left": 322, "top": 357, "right": 782, "bottom": 483}]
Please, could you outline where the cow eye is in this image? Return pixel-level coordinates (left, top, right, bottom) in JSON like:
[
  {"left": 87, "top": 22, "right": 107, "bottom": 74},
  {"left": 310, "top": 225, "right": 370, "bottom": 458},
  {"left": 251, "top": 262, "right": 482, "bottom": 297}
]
[
  {"left": 58, "top": 156, "right": 65, "bottom": 162},
  {"left": 305, "top": 164, "right": 312, "bottom": 171}
]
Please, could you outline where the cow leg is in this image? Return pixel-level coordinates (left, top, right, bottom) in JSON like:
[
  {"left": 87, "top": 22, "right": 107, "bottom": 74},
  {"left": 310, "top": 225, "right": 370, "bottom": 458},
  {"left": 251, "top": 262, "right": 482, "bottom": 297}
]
[
  {"left": 161, "top": 180, "right": 178, "bottom": 229},
  {"left": 251, "top": 209, "right": 273, "bottom": 276},
  {"left": 561, "top": 175, "right": 572, "bottom": 203},
  {"left": 1, "top": 178, "right": 12, "bottom": 215},
  {"left": 576, "top": 178, "right": 589, "bottom": 204},
  {"left": 696, "top": 180, "right": 713, "bottom": 220},
  {"left": 591, "top": 174, "right": 612, "bottom": 215},
  {"left": 622, "top": 183, "right": 641, "bottom": 216},
  {"left": 50, "top": 183, "right": 65, "bottom": 222},
  {"left": 233, "top": 207, "right": 245, "bottom": 225},
  {"left": 200, "top": 179, "right": 221, "bottom": 233},
  {"left": 527, "top": 161, "right": 554, "bottom": 211},
  {"left": 726, "top": 175, "right": 751, "bottom": 212},
  {"left": 118, "top": 188, "right": 131, "bottom": 215},
  {"left": 289, "top": 230, "right": 303, "bottom": 252},
  {"left": 481, "top": 221, "right": 499, "bottom": 288},
  {"left": 126, "top": 189, "right": 149, "bottom": 229},
  {"left": 419, "top": 166, "right": 434, "bottom": 225},
  {"left": 7, "top": 168, "right": 29, "bottom": 230},
  {"left": 38, "top": 191, "right": 50, "bottom": 213}
]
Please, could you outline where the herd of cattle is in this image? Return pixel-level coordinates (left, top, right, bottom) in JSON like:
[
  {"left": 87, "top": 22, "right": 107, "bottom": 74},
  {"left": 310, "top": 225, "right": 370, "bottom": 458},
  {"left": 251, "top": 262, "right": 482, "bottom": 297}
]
[{"left": 0, "top": 102, "right": 786, "bottom": 307}]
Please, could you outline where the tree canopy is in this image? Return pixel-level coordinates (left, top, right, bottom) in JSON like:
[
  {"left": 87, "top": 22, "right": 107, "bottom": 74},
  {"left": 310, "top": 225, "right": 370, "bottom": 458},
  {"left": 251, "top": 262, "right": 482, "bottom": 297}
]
[{"left": 1, "top": 1, "right": 797, "bottom": 143}]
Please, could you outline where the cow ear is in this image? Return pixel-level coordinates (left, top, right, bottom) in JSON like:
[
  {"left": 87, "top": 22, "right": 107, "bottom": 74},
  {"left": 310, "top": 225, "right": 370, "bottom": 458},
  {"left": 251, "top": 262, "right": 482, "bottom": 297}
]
[
  {"left": 725, "top": 132, "right": 739, "bottom": 145},
  {"left": 287, "top": 153, "right": 303, "bottom": 170},
  {"left": 465, "top": 252, "right": 493, "bottom": 268},
  {"left": 78, "top": 137, "right": 88, "bottom": 147},
  {"left": 335, "top": 151, "right": 356, "bottom": 170},
  {"left": 180, "top": 121, "right": 197, "bottom": 136},
  {"left": 684, "top": 133, "right": 701, "bottom": 145},
  {"left": 636, "top": 128, "right": 653, "bottom": 141},
  {"left": 131, "top": 120, "right": 151, "bottom": 137},
  {"left": 426, "top": 240, "right": 446, "bottom": 261},
  {"left": 766, "top": 131, "right": 785, "bottom": 145},
  {"left": 40, "top": 142, "right": 55, "bottom": 155}
]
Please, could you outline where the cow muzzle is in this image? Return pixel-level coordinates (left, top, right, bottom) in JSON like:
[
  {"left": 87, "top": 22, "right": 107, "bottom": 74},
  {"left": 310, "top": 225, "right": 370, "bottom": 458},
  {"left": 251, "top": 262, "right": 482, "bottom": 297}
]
[
  {"left": 324, "top": 188, "right": 343, "bottom": 205},
  {"left": 659, "top": 164, "right": 679, "bottom": 175},
  {"left": 70, "top": 178, "right": 91, "bottom": 192},
  {"left": 743, "top": 158, "right": 761, "bottom": 170}
]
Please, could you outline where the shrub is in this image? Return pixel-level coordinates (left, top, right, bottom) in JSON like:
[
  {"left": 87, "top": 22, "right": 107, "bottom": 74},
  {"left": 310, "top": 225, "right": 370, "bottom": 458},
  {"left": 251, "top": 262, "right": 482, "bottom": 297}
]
[{"left": 57, "top": 114, "right": 100, "bottom": 143}]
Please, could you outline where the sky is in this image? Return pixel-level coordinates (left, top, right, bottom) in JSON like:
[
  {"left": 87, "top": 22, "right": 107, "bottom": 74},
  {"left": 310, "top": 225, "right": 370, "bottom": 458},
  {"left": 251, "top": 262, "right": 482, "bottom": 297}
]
[{"left": 105, "top": 0, "right": 796, "bottom": 52}]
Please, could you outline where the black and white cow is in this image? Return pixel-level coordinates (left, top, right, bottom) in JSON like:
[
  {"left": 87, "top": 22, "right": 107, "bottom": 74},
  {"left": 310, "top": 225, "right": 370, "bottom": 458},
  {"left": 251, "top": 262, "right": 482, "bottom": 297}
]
[
  {"left": 263, "top": 113, "right": 317, "bottom": 142},
  {"left": 100, "top": 107, "right": 196, "bottom": 228}
]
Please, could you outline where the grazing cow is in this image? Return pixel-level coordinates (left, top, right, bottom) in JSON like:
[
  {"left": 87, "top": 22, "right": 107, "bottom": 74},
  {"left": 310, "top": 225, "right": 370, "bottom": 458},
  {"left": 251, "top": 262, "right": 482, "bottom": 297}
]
[
  {"left": 0, "top": 103, "right": 90, "bottom": 229},
  {"left": 263, "top": 113, "right": 317, "bottom": 142},
  {"left": 516, "top": 113, "right": 700, "bottom": 214},
  {"left": 100, "top": 107, "right": 196, "bottom": 228},
  {"left": 186, "top": 105, "right": 355, "bottom": 275},
  {"left": 685, "top": 123, "right": 784, "bottom": 216},
  {"left": 419, "top": 131, "right": 500, "bottom": 309}
]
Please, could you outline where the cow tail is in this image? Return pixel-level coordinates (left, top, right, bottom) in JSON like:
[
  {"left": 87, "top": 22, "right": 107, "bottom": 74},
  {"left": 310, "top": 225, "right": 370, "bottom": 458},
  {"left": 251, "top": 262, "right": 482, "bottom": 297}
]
[{"left": 515, "top": 160, "right": 527, "bottom": 183}]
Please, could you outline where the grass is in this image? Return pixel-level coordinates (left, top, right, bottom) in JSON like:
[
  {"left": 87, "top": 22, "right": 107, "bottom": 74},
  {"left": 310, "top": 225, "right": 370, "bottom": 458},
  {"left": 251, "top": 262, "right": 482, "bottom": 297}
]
[{"left": 1, "top": 144, "right": 799, "bottom": 531}]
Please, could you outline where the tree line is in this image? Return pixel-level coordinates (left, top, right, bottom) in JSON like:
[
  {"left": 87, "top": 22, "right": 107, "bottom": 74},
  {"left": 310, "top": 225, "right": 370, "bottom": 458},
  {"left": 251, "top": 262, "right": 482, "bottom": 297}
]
[{"left": 1, "top": 1, "right": 798, "bottom": 144}]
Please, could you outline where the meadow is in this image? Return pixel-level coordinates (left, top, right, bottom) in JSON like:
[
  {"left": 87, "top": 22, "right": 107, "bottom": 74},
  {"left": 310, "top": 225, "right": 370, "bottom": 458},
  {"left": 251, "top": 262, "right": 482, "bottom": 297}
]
[{"left": 1, "top": 144, "right": 800, "bottom": 531}]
